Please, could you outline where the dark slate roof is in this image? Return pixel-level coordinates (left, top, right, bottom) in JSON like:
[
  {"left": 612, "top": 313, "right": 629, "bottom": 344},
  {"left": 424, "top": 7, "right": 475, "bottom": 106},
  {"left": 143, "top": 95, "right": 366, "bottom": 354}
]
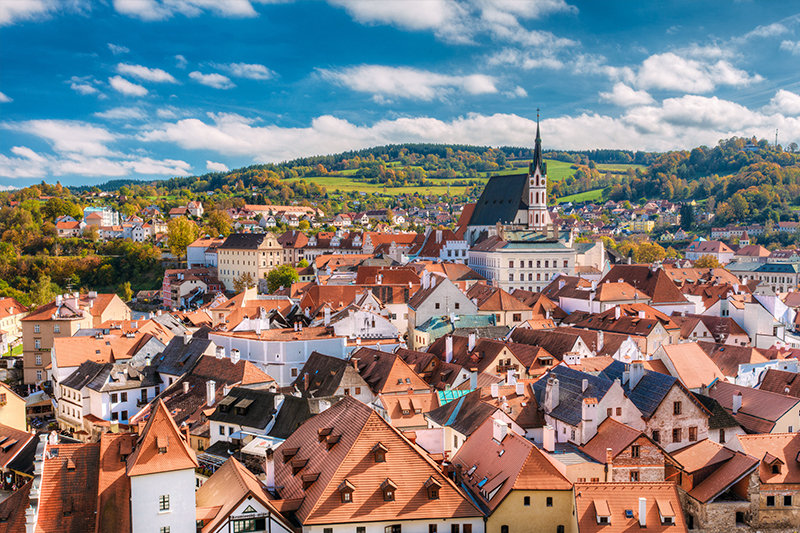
[
  {"left": 6, "top": 436, "right": 38, "bottom": 476},
  {"left": 192, "top": 325, "right": 213, "bottom": 339},
  {"left": 532, "top": 366, "right": 615, "bottom": 426},
  {"left": 154, "top": 336, "right": 211, "bottom": 377},
  {"left": 425, "top": 389, "right": 498, "bottom": 437},
  {"left": 61, "top": 360, "right": 106, "bottom": 390},
  {"left": 693, "top": 393, "right": 741, "bottom": 430},
  {"left": 90, "top": 363, "right": 162, "bottom": 392},
  {"left": 599, "top": 360, "right": 678, "bottom": 418},
  {"left": 209, "top": 387, "right": 313, "bottom": 437},
  {"left": 291, "top": 351, "right": 350, "bottom": 398},
  {"left": 218, "top": 233, "right": 269, "bottom": 249},
  {"left": 467, "top": 173, "right": 527, "bottom": 227},
  {"left": 270, "top": 394, "right": 313, "bottom": 439}
]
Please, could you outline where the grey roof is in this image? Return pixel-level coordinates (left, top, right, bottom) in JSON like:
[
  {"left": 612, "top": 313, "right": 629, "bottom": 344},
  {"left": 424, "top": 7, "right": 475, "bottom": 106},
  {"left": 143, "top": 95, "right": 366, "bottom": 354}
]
[
  {"left": 532, "top": 366, "right": 615, "bottom": 426},
  {"left": 725, "top": 262, "right": 762, "bottom": 273},
  {"left": 599, "top": 360, "right": 677, "bottom": 418},
  {"left": 467, "top": 173, "right": 527, "bottom": 227},
  {"left": 756, "top": 263, "right": 800, "bottom": 273},
  {"left": 218, "top": 233, "right": 270, "bottom": 250},
  {"left": 88, "top": 363, "right": 163, "bottom": 392},
  {"left": 290, "top": 351, "right": 350, "bottom": 398},
  {"left": 61, "top": 360, "right": 106, "bottom": 390},
  {"left": 425, "top": 388, "right": 498, "bottom": 437},
  {"left": 153, "top": 313, "right": 191, "bottom": 335},
  {"left": 209, "top": 387, "right": 313, "bottom": 437},
  {"left": 693, "top": 393, "right": 741, "bottom": 430},
  {"left": 155, "top": 336, "right": 211, "bottom": 377}
]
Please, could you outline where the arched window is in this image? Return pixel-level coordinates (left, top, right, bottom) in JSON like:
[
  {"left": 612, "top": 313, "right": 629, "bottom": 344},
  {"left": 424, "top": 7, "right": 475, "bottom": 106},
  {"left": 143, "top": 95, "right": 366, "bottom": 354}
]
[{"left": 501, "top": 527, "right": 509, "bottom": 533}]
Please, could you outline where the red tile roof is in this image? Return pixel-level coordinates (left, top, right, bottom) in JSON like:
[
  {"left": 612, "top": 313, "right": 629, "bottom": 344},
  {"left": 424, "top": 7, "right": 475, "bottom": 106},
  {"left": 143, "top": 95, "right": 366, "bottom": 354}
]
[
  {"left": 126, "top": 399, "right": 198, "bottom": 477},
  {"left": 0, "top": 479, "right": 30, "bottom": 532},
  {"left": 38, "top": 443, "right": 101, "bottom": 533},
  {"left": 737, "top": 433, "right": 800, "bottom": 484},
  {"left": 580, "top": 418, "right": 644, "bottom": 463},
  {"left": 574, "top": 482, "right": 687, "bottom": 533},
  {"left": 96, "top": 433, "right": 136, "bottom": 533},
  {"left": 707, "top": 381, "right": 800, "bottom": 433}
]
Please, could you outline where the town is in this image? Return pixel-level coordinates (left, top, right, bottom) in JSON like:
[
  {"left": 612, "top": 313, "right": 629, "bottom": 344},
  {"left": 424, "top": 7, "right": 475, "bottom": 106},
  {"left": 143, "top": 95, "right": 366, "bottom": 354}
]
[{"left": 0, "top": 124, "right": 798, "bottom": 533}]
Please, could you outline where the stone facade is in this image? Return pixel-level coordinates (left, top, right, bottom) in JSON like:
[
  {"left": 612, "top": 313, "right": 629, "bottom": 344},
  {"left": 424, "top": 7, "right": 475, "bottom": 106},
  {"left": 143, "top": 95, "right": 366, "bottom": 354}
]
[
  {"left": 644, "top": 384, "right": 709, "bottom": 453},
  {"left": 610, "top": 434, "right": 666, "bottom": 482}
]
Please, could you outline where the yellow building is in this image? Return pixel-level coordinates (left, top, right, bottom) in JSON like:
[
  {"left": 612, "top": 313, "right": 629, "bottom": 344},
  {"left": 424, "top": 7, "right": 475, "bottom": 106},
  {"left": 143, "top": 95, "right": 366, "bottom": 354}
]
[
  {"left": 216, "top": 232, "right": 284, "bottom": 292},
  {"left": 453, "top": 418, "right": 577, "bottom": 533},
  {"left": 0, "top": 382, "right": 26, "bottom": 432}
]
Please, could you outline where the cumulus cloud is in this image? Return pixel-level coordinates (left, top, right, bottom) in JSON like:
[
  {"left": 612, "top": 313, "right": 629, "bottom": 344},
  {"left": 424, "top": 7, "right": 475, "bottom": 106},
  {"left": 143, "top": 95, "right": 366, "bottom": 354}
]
[
  {"left": 1, "top": 0, "right": 91, "bottom": 25},
  {"left": 113, "top": 0, "right": 259, "bottom": 21},
  {"left": 737, "top": 22, "right": 789, "bottom": 42},
  {"left": 318, "top": 65, "right": 498, "bottom": 100},
  {"left": 212, "top": 62, "right": 276, "bottom": 80},
  {"left": 108, "top": 43, "right": 130, "bottom": 55},
  {"left": 764, "top": 90, "right": 800, "bottom": 116},
  {"left": 632, "top": 53, "right": 762, "bottom": 93},
  {"left": 94, "top": 107, "right": 147, "bottom": 120},
  {"left": 600, "top": 83, "right": 655, "bottom": 107},
  {"left": 109, "top": 76, "right": 148, "bottom": 96},
  {"left": 3, "top": 119, "right": 118, "bottom": 157},
  {"left": 117, "top": 63, "right": 178, "bottom": 83},
  {"left": 0, "top": 92, "right": 12, "bottom": 103},
  {"left": 189, "top": 71, "right": 235, "bottom": 89},
  {"left": 70, "top": 81, "right": 99, "bottom": 95},
  {"left": 206, "top": 160, "right": 229, "bottom": 172}
]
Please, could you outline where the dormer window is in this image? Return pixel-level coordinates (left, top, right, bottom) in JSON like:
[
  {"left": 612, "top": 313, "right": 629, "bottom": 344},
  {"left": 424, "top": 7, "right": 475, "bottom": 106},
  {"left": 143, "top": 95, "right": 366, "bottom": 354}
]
[
  {"left": 282, "top": 447, "right": 299, "bottom": 464},
  {"left": 157, "top": 436, "right": 168, "bottom": 454},
  {"left": 594, "top": 499, "right": 611, "bottom": 525},
  {"left": 372, "top": 442, "right": 388, "bottom": 463},
  {"left": 302, "top": 473, "right": 320, "bottom": 490},
  {"left": 381, "top": 478, "right": 397, "bottom": 501},
  {"left": 326, "top": 435, "right": 340, "bottom": 451},
  {"left": 772, "top": 464, "right": 781, "bottom": 474},
  {"left": 424, "top": 476, "right": 441, "bottom": 500},
  {"left": 339, "top": 479, "right": 355, "bottom": 503},
  {"left": 291, "top": 458, "right": 308, "bottom": 476},
  {"left": 657, "top": 499, "right": 676, "bottom": 526},
  {"left": 318, "top": 427, "right": 333, "bottom": 442}
]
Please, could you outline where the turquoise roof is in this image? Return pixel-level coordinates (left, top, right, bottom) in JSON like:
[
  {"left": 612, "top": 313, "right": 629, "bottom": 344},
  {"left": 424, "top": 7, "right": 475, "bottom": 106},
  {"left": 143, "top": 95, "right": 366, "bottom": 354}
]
[{"left": 437, "top": 389, "right": 472, "bottom": 405}]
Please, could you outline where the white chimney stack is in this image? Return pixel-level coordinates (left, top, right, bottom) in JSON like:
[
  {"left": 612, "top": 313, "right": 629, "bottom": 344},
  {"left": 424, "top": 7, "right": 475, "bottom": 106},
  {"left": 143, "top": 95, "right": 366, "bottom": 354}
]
[
  {"left": 615, "top": 306, "right": 621, "bottom": 320},
  {"left": 324, "top": 306, "right": 331, "bottom": 327},
  {"left": 516, "top": 382, "right": 525, "bottom": 397},
  {"left": 639, "top": 498, "right": 647, "bottom": 527},
  {"left": 265, "top": 448, "right": 276, "bottom": 491},
  {"left": 445, "top": 336, "right": 454, "bottom": 364},
  {"left": 491, "top": 382, "right": 499, "bottom": 398},
  {"left": 230, "top": 348, "right": 240, "bottom": 364},
  {"left": 183, "top": 382, "right": 190, "bottom": 394},
  {"left": 732, "top": 391, "right": 743, "bottom": 415},
  {"left": 506, "top": 369, "right": 517, "bottom": 386},
  {"left": 544, "top": 376, "right": 560, "bottom": 413},
  {"left": 582, "top": 379, "right": 588, "bottom": 392},
  {"left": 492, "top": 419, "right": 508, "bottom": 443},
  {"left": 638, "top": 310, "right": 646, "bottom": 319},
  {"left": 468, "top": 332, "right": 476, "bottom": 352},
  {"left": 543, "top": 424, "right": 555, "bottom": 452},
  {"left": 470, "top": 368, "right": 478, "bottom": 390},
  {"left": 206, "top": 380, "right": 216, "bottom": 406},
  {"left": 630, "top": 361, "right": 644, "bottom": 389}
]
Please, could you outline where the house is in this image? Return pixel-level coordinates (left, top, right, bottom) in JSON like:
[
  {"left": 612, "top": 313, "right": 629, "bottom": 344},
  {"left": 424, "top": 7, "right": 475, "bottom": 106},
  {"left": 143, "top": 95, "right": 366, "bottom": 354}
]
[
  {"left": 466, "top": 283, "right": 534, "bottom": 327},
  {"left": 571, "top": 303, "right": 679, "bottom": 356},
  {"left": 0, "top": 423, "right": 37, "bottom": 490},
  {"left": 452, "top": 417, "right": 575, "bottom": 533},
  {"left": 706, "top": 380, "right": 800, "bottom": 434},
  {"left": 0, "top": 381, "right": 27, "bottom": 431},
  {"left": 652, "top": 342, "right": 727, "bottom": 392},
  {"left": 693, "top": 393, "right": 746, "bottom": 445},
  {"left": 573, "top": 482, "right": 688, "bottom": 533},
  {"left": 407, "top": 274, "right": 479, "bottom": 349},
  {"left": 290, "top": 350, "right": 374, "bottom": 405},
  {"left": 216, "top": 233, "right": 284, "bottom": 292},
  {"left": 194, "top": 457, "right": 295, "bottom": 533},
  {"left": 599, "top": 265, "right": 694, "bottom": 315},
  {"left": 277, "top": 229, "right": 308, "bottom": 266},
  {"left": 269, "top": 395, "right": 484, "bottom": 531},
  {"left": 186, "top": 236, "right": 224, "bottom": 269},
  {"left": 187, "top": 200, "right": 204, "bottom": 217}
]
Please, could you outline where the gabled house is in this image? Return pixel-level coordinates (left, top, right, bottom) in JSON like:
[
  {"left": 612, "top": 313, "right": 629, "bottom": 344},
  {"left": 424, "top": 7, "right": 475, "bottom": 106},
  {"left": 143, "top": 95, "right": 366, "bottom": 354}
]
[
  {"left": 707, "top": 380, "right": 800, "bottom": 434},
  {"left": 652, "top": 342, "right": 727, "bottom": 392},
  {"left": 466, "top": 283, "right": 534, "bottom": 327},
  {"left": 574, "top": 482, "right": 688, "bottom": 533},
  {"left": 290, "top": 351, "right": 373, "bottom": 405},
  {"left": 408, "top": 274, "right": 479, "bottom": 349}
]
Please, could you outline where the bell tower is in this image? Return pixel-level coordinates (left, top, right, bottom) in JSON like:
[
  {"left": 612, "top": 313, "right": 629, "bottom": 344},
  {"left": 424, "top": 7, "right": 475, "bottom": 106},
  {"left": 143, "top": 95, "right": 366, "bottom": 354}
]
[{"left": 528, "top": 110, "right": 550, "bottom": 231}]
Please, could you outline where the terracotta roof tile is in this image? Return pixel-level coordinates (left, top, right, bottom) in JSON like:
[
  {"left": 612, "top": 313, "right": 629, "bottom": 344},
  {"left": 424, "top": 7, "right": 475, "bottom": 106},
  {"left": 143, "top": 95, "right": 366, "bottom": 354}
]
[
  {"left": 126, "top": 399, "right": 198, "bottom": 477},
  {"left": 656, "top": 342, "right": 726, "bottom": 390},
  {"left": 695, "top": 341, "right": 765, "bottom": 377},
  {"left": 707, "top": 381, "right": 800, "bottom": 433},
  {"left": 600, "top": 265, "right": 689, "bottom": 305},
  {"left": 96, "top": 433, "right": 136, "bottom": 533},
  {"left": 38, "top": 443, "right": 101, "bottom": 533},
  {"left": 574, "top": 482, "right": 687, "bottom": 533},
  {"left": 580, "top": 418, "right": 643, "bottom": 463},
  {"left": 0, "top": 479, "right": 30, "bottom": 532},
  {"left": 757, "top": 368, "right": 800, "bottom": 397},
  {"left": 738, "top": 432, "right": 800, "bottom": 484}
]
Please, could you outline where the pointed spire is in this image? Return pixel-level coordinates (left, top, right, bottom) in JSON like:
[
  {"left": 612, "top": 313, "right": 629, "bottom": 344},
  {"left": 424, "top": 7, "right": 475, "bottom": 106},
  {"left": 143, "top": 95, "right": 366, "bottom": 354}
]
[{"left": 530, "top": 108, "right": 545, "bottom": 175}]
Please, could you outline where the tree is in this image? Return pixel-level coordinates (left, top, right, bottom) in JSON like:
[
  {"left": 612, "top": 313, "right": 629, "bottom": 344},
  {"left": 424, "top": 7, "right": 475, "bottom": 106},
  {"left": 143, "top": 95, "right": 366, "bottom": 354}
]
[
  {"left": 694, "top": 255, "right": 721, "bottom": 268},
  {"left": 266, "top": 264, "right": 299, "bottom": 293},
  {"left": 82, "top": 225, "right": 99, "bottom": 243},
  {"left": 206, "top": 210, "right": 232, "bottom": 237},
  {"left": 636, "top": 242, "right": 666, "bottom": 263},
  {"left": 297, "top": 258, "right": 310, "bottom": 268},
  {"left": 118, "top": 281, "right": 133, "bottom": 301},
  {"left": 680, "top": 203, "right": 694, "bottom": 231},
  {"left": 298, "top": 220, "right": 310, "bottom": 231},
  {"left": 167, "top": 216, "right": 199, "bottom": 259},
  {"left": 233, "top": 272, "right": 256, "bottom": 293},
  {"left": 30, "top": 274, "right": 57, "bottom": 307}
]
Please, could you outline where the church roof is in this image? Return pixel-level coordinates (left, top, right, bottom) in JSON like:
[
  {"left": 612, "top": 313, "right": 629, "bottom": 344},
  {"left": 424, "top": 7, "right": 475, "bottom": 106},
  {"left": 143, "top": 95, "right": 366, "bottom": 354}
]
[{"left": 467, "top": 173, "right": 528, "bottom": 227}]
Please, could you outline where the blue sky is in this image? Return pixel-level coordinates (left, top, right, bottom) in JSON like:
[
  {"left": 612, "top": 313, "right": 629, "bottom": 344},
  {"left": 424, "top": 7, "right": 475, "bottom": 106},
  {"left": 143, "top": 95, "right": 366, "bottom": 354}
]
[{"left": 1, "top": 0, "right": 800, "bottom": 187}]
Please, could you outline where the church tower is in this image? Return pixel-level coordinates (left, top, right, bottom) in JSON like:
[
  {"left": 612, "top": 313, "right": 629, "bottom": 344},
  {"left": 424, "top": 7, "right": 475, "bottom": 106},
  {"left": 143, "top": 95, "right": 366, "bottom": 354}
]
[{"left": 527, "top": 112, "right": 551, "bottom": 231}]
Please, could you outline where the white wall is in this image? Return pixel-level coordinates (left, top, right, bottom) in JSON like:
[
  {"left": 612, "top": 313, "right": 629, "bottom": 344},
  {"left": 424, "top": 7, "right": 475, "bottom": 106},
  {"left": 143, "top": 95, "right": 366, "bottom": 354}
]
[
  {"left": 131, "top": 468, "right": 196, "bottom": 533},
  {"left": 210, "top": 498, "right": 294, "bottom": 533}
]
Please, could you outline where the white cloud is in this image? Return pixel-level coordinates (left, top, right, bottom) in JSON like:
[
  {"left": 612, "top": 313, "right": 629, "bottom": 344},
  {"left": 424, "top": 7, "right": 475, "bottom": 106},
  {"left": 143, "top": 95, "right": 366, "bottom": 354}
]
[
  {"left": 70, "top": 82, "right": 99, "bottom": 95},
  {"left": 206, "top": 160, "right": 229, "bottom": 172},
  {"left": 318, "top": 65, "right": 498, "bottom": 100},
  {"left": 0, "top": 92, "right": 12, "bottom": 103},
  {"left": 117, "top": 63, "right": 178, "bottom": 83},
  {"left": 94, "top": 107, "right": 147, "bottom": 120},
  {"left": 781, "top": 40, "right": 800, "bottom": 56},
  {"left": 764, "top": 90, "right": 800, "bottom": 116},
  {"left": 189, "top": 71, "right": 236, "bottom": 89},
  {"left": 212, "top": 62, "right": 275, "bottom": 80},
  {"left": 109, "top": 76, "right": 149, "bottom": 96},
  {"left": 3, "top": 119, "right": 118, "bottom": 157},
  {"left": 157, "top": 107, "right": 179, "bottom": 119},
  {"left": 487, "top": 48, "right": 566, "bottom": 70},
  {"left": 507, "top": 86, "right": 528, "bottom": 98},
  {"left": 108, "top": 43, "right": 130, "bottom": 55},
  {"left": 634, "top": 53, "right": 762, "bottom": 93},
  {"left": 113, "top": 0, "right": 259, "bottom": 21},
  {"left": 738, "top": 22, "right": 789, "bottom": 41},
  {"left": 600, "top": 83, "right": 655, "bottom": 107},
  {"left": 0, "top": 0, "right": 90, "bottom": 26},
  {"left": 175, "top": 55, "right": 188, "bottom": 69}
]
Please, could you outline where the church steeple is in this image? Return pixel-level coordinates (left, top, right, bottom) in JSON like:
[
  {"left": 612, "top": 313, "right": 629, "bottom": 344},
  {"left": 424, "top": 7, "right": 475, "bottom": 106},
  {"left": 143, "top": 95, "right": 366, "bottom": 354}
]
[
  {"left": 526, "top": 109, "right": 551, "bottom": 232},
  {"left": 530, "top": 109, "right": 545, "bottom": 176}
]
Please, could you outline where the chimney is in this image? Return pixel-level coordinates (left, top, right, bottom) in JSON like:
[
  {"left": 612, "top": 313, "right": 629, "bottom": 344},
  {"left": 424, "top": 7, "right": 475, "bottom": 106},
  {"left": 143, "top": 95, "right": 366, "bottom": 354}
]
[
  {"left": 543, "top": 424, "right": 555, "bottom": 452},
  {"left": 423, "top": 270, "right": 431, "bottom": 290},
  {"left": 183, "top": 382, "right": 190, "bottom": 394},
  {"left": 265, "top": 448, "right": 276, "bottom": 491},
  {"left": 492, "top": 419, "right": 508, "bottom": 443},
  {"left": 230, "top": 349, "right": 240, "bottom": 364},
  {"left": 597, "top": 331, "right": 604, "bottom": 352},
  {"left": 445, "top": 336, "right": 454, "bottom": 364},
  {"left": 304, "top": 372, "right": 310, "bottom": 390},
  {"left": 516, "top": 382, "right": 525, "bottom": 397},
  {"left": 638, "top": 310, "right": 646, "bottom": 319},
  {"left": 274, "top": 393, "right": 285, "bottom": 413},
  {"left": 206, "top": 380, "right": 216, "bottom": 406},
  {"left": 559, "top": 279, "right": 566, "bottom": 290},
  {"left": 468, "top": 332, "right": 476, "bottom": 352},
  {"left": 324, "top": 306, "right": 331, "bottom": 327},
  {"left": 591, "top": 280, "right": 597, "bottom": 291},
  {"left": 630, "top": 361, "right": 644, "bottom": 389},
  {"left": 732, "top": 391, "right": 743, "bottom": 415},
  {"left": 544, "top": 376, "right": 560, "bottom": 413},
  {"left": 216, "top": 346, "right": 224, "bottom": 359},
  {"left": 431, "top": 276, "right": 436, "bottom": 288},
  {"left": 622, "top": 369, "right": 630, "bottom": 386},
  {"left": 506, "top": 369, "right": 517, "bottom": 386},
  {"left": 581, "top": 398, "right": 598, "bottom": 444},
  {"left": 491, "top": 382, "right": 499, "bottom": 398},
  {"left": 639, "top": 498, "right": 647, "bottom": 527},
  {"left": 469, "top": 368, "right": 478, "bottom": 390},
  {"left": 582, "top": 379, "right": 589, "bottom": 392},
  {"left": 615, "top": 306, "right": 621, "bottom": 320}
]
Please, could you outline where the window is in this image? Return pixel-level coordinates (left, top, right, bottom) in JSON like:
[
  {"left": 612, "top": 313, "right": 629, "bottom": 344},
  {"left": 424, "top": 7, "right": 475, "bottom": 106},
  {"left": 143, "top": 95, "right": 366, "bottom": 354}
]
[
  {"left": 34, "top": 340, "right": 41, "bottom": 350},
  {"left": 291, "top": 367, "right": 298, "bottom": 377},
  {"left": 630, "top": 471, "right": 639, "bottom": 481},
  {"left": 111, "top": 412, "right": 118, "bottom": 421},
  {"left": 111, "top": 393, "right": 118, "bottom": 403},
  {"left": 355, "top": 387, "right": 361, "bottom": 395},
  {"left": 385, "top": 526, "right": 401, "bottom": 533},
  {"left": 219, "top": 425, "right": 225, "bottom": 436},
  {"left": 509, "top": 274, "right": 514, "bottom": 282},
  {"left": 673, "top": 428, "right": 682, "bottom": 443},
  {"left": 54, "top": 324, "right": 60, "bottom": 333},
  {"left": 616, "top": 407, "right": 622, "bottom": 416},
  {"left": 35, "top": 354, "right": 41, "bottom": 365},
  {"left": 160, "top": 528, "right": 170, "bottom": 533},
  {"left": 689, "top": 427, "right": 697, "bottom": 442},
  {"left": 429, "top": 526, "right": 437, "bottom": 533},
  {"left": 564, "top": 260, "right": 568, "bottom": 268},
  {"left": 547, "top": 497, "right": 553, "bottom": 507},
  {"left": 652, "top": 430, "right": 660, "bottom": 443},
  {"left": 229, "top": 426, "right": 234, "bottom": 435},
  {"left": 435, "top": 303, "right": 440, "bottom": 310},
  {"left": 512, "top": 313, "right": 522, "bottom": 322},
  {"left": 785, "top": 495, "right": 793, "bottom": 506},
  {"left": 159, "top": 494, "right": 170, "bottom": 511},
  {"left": 599, "top": 517, "right": 609, "bottom": 525},
  {"left": 591, "top": 478, "right": 600, "bottom": 482},
  {"left": 607, "top": 408, "right": 612, "bottom": 417},
  {"left": 344, "top": 388, "right": 350, "bottom": 396},
  {"left": 121, "top": 410, "right": 128, "bottom": 421},
  {"left": 631, "top": 445, "right": 640, "bottom": 458},
  {"left": 36, "top": 370, "right": 42, "bottom": 381},
  {"left": 767, "top": 496, "right": 775, "bottom": 507},
  {"left": 121, "top": 392, "right": 127, "bottom": 402},
  {"left": 342, "top": 491, "right": 352, "bottom": 503},
  {"left": 719, "top": 428, "right": 726, "bottom": 444},
  {"left": 772, "top": 464, "right": 780, "bottom": 474},
  {"left": 545, "top": 261, "right": 549, "bottom": 268},
  {"left": 324, "top": 529, "right": 333, "bottom": 533},
  {"left": 557, "top": 527, "right": 565, "bottom": 533},
  {"left": 673, "top": 402, "right": 682, "bottom": 415},
  {"left": 463, "top": 526, "right": 472, "bottom": 533},
  {"left": 455, "top": 302, "right": 460, "bottom": 310},
  {"left": 358, "top": 529, "right": 366, "bottom": 533},
  {"left": 524, "top": 496, "right": 531, "bottom": 506},
  {"left": 509, "top": 261, "right": 514, "bottom": 268},
  {"left": 451, "top": 525, "right": 460, "bottom": 533},
  {"left": 501, "top": 527, "right": 509, "bottom": 533}
]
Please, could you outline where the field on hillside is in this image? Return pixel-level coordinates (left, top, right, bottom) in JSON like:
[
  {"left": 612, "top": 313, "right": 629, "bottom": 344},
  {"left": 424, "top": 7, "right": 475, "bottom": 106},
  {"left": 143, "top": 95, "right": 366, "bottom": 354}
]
[
  {"left": 556, "top": 189, "right": 604, "bottom": 203},
  {"left": 595, "top": 163, "right": 647, "bottom": 172}
]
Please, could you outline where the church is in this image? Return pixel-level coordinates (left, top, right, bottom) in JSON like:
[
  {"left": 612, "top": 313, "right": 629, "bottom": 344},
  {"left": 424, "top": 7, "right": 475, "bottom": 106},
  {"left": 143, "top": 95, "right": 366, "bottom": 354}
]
[{"left": 465, "top": 116, "right": 583, "bottom": 292}]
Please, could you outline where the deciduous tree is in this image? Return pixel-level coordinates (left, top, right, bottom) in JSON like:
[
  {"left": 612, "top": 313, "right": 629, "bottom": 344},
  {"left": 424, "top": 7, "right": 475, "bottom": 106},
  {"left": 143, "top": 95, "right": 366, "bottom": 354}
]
[
  {"left": 167, "top": 216, "right": 199, "bottom": 259},
  {"left": 266, "top": 264, "right": 299, "bottom": 293}
]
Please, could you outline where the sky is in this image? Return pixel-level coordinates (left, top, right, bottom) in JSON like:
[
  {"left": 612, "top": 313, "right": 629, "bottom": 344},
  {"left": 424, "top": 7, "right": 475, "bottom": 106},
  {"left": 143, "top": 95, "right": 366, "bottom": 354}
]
[{"left": 2, "top": 1, "right": 800, "bottom": 188}]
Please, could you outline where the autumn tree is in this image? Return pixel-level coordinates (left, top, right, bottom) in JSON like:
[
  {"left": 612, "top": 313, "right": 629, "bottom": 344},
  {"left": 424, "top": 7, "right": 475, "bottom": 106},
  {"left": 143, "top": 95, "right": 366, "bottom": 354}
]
[
  {"left": 694, "top": 255, "right": 721, "bottom": 268},
  {"left": 118, "top": 281, "right": 133, "bottom": 301},
  {"left": 206, "top": 210, "right": 232, "bottom": 237},
  {"left": 636, "top": 242, "right": 666, "bottom": 263},
  {"left": 266, "top": 264, "right": 299, "bottom": 293},
  {"left": 233, "top": 272, "right": 256, "bottom": 293},
  {"left": 167, "top": 216, "right": 199, "bottom": 259}
]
